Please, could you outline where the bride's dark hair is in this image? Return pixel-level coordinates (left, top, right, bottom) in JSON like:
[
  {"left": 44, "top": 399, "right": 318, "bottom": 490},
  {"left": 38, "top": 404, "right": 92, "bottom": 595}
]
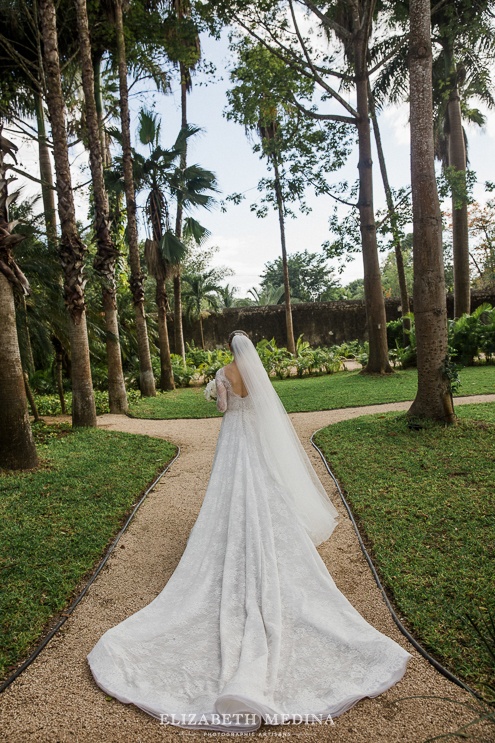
[{"left": 228, "top": 329, "right": 249, "bottom": 348}]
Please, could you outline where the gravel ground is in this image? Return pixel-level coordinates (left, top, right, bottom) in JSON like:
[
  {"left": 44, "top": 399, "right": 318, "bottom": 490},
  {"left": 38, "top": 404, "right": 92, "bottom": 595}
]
[{"left": 1, "top": 395, "right": 494, "bottom": 743}]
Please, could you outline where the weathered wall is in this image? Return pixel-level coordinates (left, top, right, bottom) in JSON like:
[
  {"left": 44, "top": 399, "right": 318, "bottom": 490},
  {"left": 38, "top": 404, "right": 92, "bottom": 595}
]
[{"left": 166, "top": 290, "right": 495, "bottom": 351}]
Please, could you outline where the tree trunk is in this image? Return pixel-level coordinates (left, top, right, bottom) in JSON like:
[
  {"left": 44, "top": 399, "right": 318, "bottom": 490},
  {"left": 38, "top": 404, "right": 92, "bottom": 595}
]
[
  {"left": 354, "top": 33, "right": 393, "bottom": 375},
  {"left": 52, "top": 336, "right": 67, "bottom": 414},
  {"left": 0, "top": 272, "right": 39, "bottom": 470},
  {"left": 156, "top": 278, "right": 175, "bottom": 390},
  {"left": 174, "top": 64, "right": 188, "bottom": 365},
  {"left": 74, "top": 0, "right": 128, "bottom": 414},
  {"left": 447, "top": 80, "right": 471, "bottom": 318},
  {"left": 103, "top": 290, "right": 128, "bottom": 412},
  {"left": 408, "top": 0, "right": 455, "bottom": 423},
  {"left": 114, "top": 0, "right": 156, "bottom": 397},
  {"left": 24, "top": 372, "right": 40, "bottom": 422},
  {"left": 40, "top": 0, "right": 97, "bottom": 427},
  {"left": 368, "top": 88, "right": 411, "bottom": 345},
  {"left": 93, "top": 54, "right": 108, "bottom": 168},
  {"left": 16, "top": 293, "right": 35, "bottom": 374},
  {"left": 34, "top": 92, "right": 57, "bottom": 248},
  {"left": 273, "top": 158, "right": 296, "bottom": 356},
  {"left": 199, "top": 315, "right": 205, "bottom": 350}
]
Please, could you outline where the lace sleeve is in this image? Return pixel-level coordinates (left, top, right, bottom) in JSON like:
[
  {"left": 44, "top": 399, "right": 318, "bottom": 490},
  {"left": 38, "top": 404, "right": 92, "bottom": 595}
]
[{"left": 215, "top": 369, "right": 227, "bottom": 413}]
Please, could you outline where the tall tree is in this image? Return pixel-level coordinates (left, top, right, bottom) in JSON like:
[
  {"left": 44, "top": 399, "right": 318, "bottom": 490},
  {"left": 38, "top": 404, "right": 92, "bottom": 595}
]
[
  {"left": 110, "top": 0, "right": 156, "bottom": 396},
  {"left": 39, "top": 0, "right": 97, "bottom": 426},
  {"left": 164, "top": 0, "right": 201, "bottom": 364},
  {"left": 74, "top": 0, "right": 128, "bottom": 413},
  {"left": 226, "top": 39, "right": 351, "bottom": 356},
  {"left": 207, "top": 0, "right": 393, "bottom": 373},
  {"left": 0, "top": 130, "right": 39, "bottom": 470},
  {"left": 182, "top": 270, "right": 221, "bottom": 349},
  {"left": 372, "top": 0, "right": 495, "bottom": 318},
  {"left": 408, "top": 0, "right": 455, "bottom": 423},
  {"left": 368, "top": 88, "right": 411, "bottom": 344}
]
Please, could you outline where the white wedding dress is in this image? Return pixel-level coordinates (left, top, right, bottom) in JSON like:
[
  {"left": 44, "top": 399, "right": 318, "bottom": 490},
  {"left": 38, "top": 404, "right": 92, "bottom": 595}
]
[{"left": 87, "top": 338, "right": 411, "bottom": 731}]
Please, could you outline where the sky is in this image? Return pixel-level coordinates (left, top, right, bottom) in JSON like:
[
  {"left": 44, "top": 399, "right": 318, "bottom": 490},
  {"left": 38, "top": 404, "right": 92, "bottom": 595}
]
[{"left": 9, "top": 25, "right": 495, "bottom": 298}]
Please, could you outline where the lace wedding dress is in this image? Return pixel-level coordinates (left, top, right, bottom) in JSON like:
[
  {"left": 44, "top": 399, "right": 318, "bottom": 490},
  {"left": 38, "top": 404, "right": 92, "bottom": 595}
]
[{"left": 87, "top": 335, "right": 411, "bottom": 731}]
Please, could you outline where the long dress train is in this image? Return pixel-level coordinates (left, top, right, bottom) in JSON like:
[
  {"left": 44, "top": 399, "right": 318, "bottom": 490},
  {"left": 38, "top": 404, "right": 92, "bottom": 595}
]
[{"left": 87, "top": 365, "right": 412, "bottom": 730}]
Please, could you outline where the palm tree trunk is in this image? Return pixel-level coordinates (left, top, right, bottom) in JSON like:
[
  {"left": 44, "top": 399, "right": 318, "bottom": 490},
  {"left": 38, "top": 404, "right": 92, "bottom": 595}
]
[
  {"left": 24, "top": 372, "right": 40, "bottom": 422},
  {"left": 408, "top": 0, "right": 455, "bottom": 423},
  {"left": 368, "top": 88, "right": 411, "bottom": 345},
  {"left": 52, "top": 336, "right": 67, "bottom": 414},
  {"left": 114, "top": 0, "right": 156, "bottom": 397},
  {"left": 39, "top": 0, "right": 97, "bottom": 427},
  {"left": 0, "top": 272, "right": 39, "bottom": 469},
  {"left": 199, "top": 315, "right": 205, "bottom": 350},
  {"left": 34, "top": 92, "right": 57, "bottom": 248},
  {"left": 16, "top": 293, "right": 35, "bottom": 374},
  {"left": 74, "top": 0, "right": 128, "bottom": 414},
  {"left": 447, "top": 77, "right": 471, "bottom": 318},
  {"left": 93, "top": 54, "right": 108, "bottom": 168},
  {"left": 174, "top": 63, "right": 188, "bottom": 365},
  {"left": 156, "top": 278, "right": 175, "bottom": 390},
  {"left": 354, "top": 31, "right": 393, "bottom": 375},
  {"left": 272, "top": 157, "right": 296, "bottom": 356}
]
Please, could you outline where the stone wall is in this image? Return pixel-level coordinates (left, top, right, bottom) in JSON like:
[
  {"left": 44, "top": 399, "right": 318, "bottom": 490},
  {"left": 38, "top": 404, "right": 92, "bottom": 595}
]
[{"left": 166, "top": 290, "right": 495, "bottom": 351}]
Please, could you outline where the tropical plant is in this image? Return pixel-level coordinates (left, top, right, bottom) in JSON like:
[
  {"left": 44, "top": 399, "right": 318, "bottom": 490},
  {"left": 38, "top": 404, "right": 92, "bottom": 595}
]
[
  {"left": 217, "top": 283, "right": 238, "bottom": 308},
  {"left": 105, "top": 0, "right": 156, "bottom": 397},
  {"left": 182, "top": 270, "right": 222, "bottom": 349},
  {"left": 407, "top": 0, "right": 455, "bottom": 423},
  {"left": 39, "top": 0, "right": 97, "bottom": 427},
  {"left": 163, "top": 0, "right": 202, "bottom": 364},
  {"left": 0, "top": 130, "right": 38, "bottom": 469},
  {"left": 247, "top": 283, "right": 285, "bottom": 306},
  {"left": 74, "top": 0, "right": 128, "bottom": 413}
]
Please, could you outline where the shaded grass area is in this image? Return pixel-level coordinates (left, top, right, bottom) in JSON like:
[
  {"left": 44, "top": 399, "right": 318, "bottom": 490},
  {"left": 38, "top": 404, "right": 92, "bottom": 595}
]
[
  {"left": 127, "top": 364, "right": 495, "bottom": 420},
  {"left": 313, "top": 402, "right": 495, "bottom": 696},
  {"left": 0, "top": 422, "right": 176, "bottom": 683}
]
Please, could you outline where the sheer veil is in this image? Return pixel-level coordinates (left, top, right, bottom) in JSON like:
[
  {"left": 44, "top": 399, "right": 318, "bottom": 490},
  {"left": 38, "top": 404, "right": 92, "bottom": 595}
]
[{"left": 231, "top": 333, "right": 338, "bottom": 546}]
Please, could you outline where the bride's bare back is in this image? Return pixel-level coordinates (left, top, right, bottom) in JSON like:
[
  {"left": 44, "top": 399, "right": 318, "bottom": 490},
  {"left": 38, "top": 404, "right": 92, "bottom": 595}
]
[{"left": 223, "top": 361, "right": 249, "bottom": 398}]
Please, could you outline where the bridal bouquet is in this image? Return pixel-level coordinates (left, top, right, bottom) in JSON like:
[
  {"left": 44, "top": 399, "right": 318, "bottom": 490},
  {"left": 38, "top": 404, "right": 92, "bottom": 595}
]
[{"left": 204, "top": 379, "right": 217, "bottom": 401}]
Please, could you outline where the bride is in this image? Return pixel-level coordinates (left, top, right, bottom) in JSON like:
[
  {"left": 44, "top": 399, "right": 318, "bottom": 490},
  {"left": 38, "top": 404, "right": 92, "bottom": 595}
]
[{"left": 87, "top": 330, "right": 411, "bottom": 731}]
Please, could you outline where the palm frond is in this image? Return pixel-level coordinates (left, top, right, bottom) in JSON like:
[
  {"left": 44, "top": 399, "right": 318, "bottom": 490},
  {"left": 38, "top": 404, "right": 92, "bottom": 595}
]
[
  {"left": 159, "top": 230, "right": 188, "bottom": 265},
  {"left": 182, "top": 217, "right": 211, "bottom": 246}
]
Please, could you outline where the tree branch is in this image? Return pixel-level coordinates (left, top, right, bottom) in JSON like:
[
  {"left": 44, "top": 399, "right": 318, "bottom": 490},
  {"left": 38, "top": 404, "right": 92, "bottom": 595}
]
[
  {"left": 290, "top": 94, "right": 357, "bottom": 124},
  {"left": 299, "top": 0, "right": 353, "bottom": 40},
  {"left": 232, "top": 13, "right": 359, "bottom": 119}
]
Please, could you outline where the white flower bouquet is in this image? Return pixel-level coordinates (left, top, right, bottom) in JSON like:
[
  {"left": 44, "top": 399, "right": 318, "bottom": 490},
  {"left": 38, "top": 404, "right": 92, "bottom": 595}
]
[{"left": 204, "top": 379, "right": 217, "bottom": 401}]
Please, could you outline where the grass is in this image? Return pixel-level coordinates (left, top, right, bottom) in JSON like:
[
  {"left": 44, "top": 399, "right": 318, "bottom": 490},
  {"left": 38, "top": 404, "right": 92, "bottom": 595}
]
[
  {"left": 313, "top": 401, "right": 495, "bottom": 697},
  {"left": 126, "top": 364, "right": 495, "bottom": 420},
  {"left": 0, "top": 421, "right": 176, "bottom": 683}
]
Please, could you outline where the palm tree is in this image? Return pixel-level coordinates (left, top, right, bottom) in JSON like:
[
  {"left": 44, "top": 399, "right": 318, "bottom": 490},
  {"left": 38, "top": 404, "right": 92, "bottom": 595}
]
[
  {"left": 218, "top": 283, "right": 238, "bottom": 308},
  {"left": 39, "top": 0, "right": 97, "bottom": 427},
  {"left": 247, "top": 284, "right": 285, "bottom": 306},
  {"left": 408, "top": 0, "right": 455, "bottom": 423},
  {"left": 164, "top": 0, "right": 201, "bottom": 363},
  {"left": 74, "top": 0, "right": 128, "bottom": 413},
  {"left": 256, "top": 99, "right": 296, "bottom": 355},
  {"left": 138, "top": 110, "right": 185, "bottom": 391},
  {"left": 112, "top": 110, "right": 217, "bottom": 388},
  {"left": 372, "top": 0, "right": 495, "bottom": 319},
  {"left": 432, "top": 27, "right": 495, "bottom": 318},
  {"left": 107, "top": 0, "right": 156, "bottom": 397},
  {"left": 182, "top": 270, "right": 221, "bottom": 349},
  {"left": 0, "top": 129, "right": 39, "bottom": 469}
]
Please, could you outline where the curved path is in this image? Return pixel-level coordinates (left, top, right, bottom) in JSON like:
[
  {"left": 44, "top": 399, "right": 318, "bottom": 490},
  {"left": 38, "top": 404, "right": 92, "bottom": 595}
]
[{"left": 1, "top": 395, "right": 493, "bottom": 743}]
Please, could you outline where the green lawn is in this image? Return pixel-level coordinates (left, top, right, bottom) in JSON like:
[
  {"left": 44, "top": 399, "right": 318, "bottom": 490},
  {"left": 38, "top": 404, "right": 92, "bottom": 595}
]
[
  {"left": 0, "top": 422, "right": 176, "bottom": 683},
  {"left": 313, "top": 402, "right": 495, "bottom": 696},
  {"left": 127, "top": 364, "right": 495, "bottom": 420}
]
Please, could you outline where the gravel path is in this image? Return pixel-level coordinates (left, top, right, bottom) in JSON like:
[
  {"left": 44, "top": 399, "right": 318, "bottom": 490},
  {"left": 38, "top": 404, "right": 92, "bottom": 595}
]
[{"left": 1, "top": 395, "right": 494, "bottom": 743}]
